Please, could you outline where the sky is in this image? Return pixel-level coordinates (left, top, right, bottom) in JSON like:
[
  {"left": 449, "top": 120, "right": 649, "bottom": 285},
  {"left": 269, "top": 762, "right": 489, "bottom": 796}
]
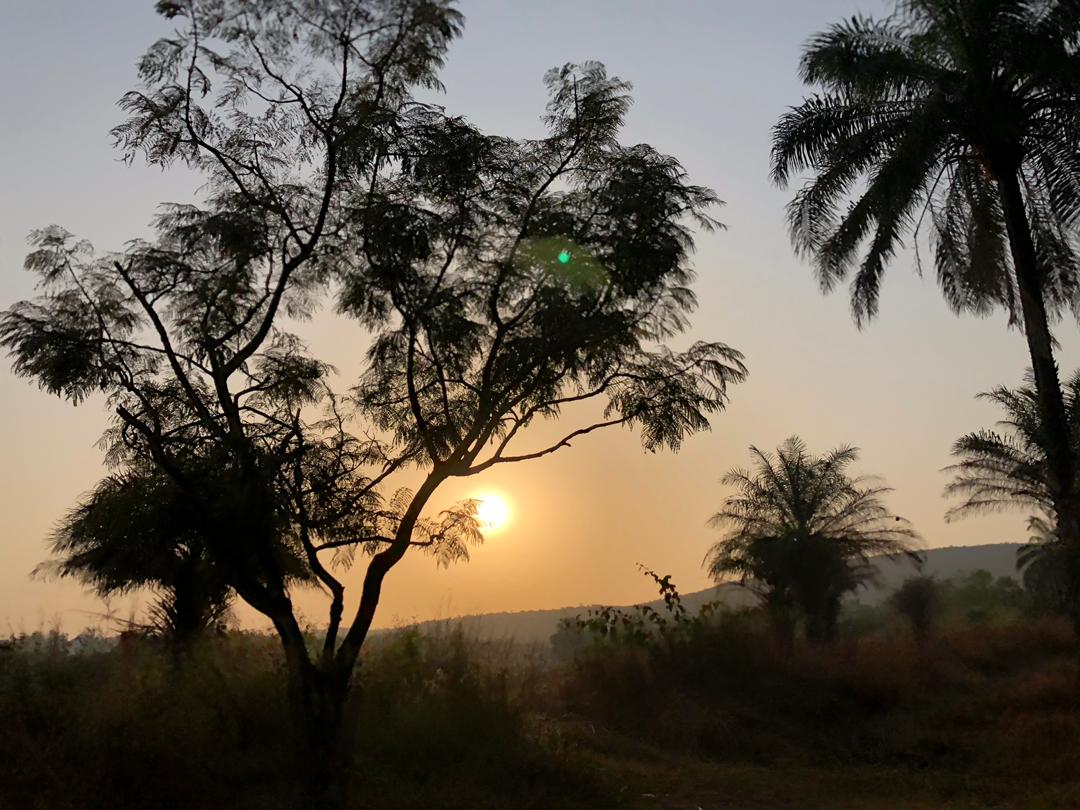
[{"left": 2, "top": 0, "right": 1077, "bottom": 635}]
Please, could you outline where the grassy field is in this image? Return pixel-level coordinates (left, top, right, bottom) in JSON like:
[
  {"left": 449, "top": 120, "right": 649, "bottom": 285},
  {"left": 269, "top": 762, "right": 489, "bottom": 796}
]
[{"left": 2, "top": 614, "right": 1079, "bottom": 809}]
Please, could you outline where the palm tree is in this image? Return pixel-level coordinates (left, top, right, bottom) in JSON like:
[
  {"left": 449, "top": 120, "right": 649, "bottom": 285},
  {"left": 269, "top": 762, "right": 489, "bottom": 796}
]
[
  {"left": 890, "top": 575, "right": 940, "bottom": 640},
  {"left": 1017, "top": 515, "right": 1080, "bottom": 619},
  {"left": 945, "top": 370, "right": 1080, "bottom": 624},
  {"left": 705, "top": 437, "right": 921, "bottom": 641},
  {"left": 771, "top": 0, "right": 1080, "bottom": 548},
  {"left": 945, "top": 371, "right": 1080, "bottom": 517},
  {"left": 37, "top": 469, "right": 233, "bottom": 643}
]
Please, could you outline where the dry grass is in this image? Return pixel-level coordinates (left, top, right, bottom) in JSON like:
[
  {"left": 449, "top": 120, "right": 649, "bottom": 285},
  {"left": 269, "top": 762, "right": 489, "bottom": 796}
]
[{"left": 1, "top": 616, "right": 1079, "bottom": 808}]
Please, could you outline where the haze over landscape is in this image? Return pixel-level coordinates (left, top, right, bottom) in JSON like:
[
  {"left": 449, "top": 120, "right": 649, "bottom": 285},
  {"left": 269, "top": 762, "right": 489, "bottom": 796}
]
[{"left": 3, "top": 0, "right": 1076, "bottom": 634}]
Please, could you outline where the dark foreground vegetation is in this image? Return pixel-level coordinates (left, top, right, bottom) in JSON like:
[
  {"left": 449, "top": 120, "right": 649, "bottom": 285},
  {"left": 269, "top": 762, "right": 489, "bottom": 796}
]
[{"left": 4, "top": 592, "right": 1080, "bottom": 810}]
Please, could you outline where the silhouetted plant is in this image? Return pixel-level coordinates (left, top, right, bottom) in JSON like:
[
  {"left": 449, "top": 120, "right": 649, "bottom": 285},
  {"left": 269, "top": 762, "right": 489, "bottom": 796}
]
[
  {"left": 945, "top": 370, "right": 1080, "bottom": 627},
  {"left": 1017, "top": 516, "right": 1080, "bottom": 622},
  {"left": 557, "top": 566, "right": 721, "bottom": 652},
  {"left": 772, "top": 0, "right": 1080, "bottom": 555},
  {"left": 890, "top": 575, "right": 940, "bottom": 640},
  {"left": 0, "top": 1, "right": 744, "bottom": 802},
  {"left": 35, "top": 467, "right": 235, "bottom": 644},
  {"left": 705, "top": 437, "right": 922, "bottom": 642}
]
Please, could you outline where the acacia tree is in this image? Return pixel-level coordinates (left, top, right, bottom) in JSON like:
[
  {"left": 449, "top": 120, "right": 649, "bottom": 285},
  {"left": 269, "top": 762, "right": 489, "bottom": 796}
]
[
  {"left": 337, "top": 58, "right": 747, "bottom": 648},
  {"left": 705, "top": 437, "right": 921, "bottom": 642},
  {"left": 771, "top": 0, "right": 1080, "bottom": 550},
  {"left": 2, "top": 0, "right": 465, "bottom": 801},
  {"left": 0, "top": 1, "right": 745, "bottom": 801}
]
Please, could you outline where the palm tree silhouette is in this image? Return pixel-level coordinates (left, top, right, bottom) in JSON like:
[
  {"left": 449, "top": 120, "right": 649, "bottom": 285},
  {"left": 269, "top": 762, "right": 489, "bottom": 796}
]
[
  {"left": 36, "top": 468, "right": 232, "bottom": 643},
  {"left": 772, "top": 0, "right": 1080, "bottom": 547},
  {"left": 945, "top": 370, "right": 1080, "bottom": 625},
  {"left": 706, "top": 437, "right": 921, "bottom": 642}
]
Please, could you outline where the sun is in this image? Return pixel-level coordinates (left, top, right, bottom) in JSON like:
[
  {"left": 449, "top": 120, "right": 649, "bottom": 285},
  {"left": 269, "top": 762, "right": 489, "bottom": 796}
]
[{"left": 474, "top": 493, "right": 512, "bottom": 532}]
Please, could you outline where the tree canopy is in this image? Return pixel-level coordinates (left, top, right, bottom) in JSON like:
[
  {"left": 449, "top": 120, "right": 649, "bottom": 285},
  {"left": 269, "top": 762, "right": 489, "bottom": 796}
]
[
  {"left": 706, "top": 436, "right": 920, "bottom": 640},
  {"left": 771, "top": 0, "right": 1080, "bottom": 325},
  {"left": 0, "top": 1, "right": 744, "bottom": 796}
]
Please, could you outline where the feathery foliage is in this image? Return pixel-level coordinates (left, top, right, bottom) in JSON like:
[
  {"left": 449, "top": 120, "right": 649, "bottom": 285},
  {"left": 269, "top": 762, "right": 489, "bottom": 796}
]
[
  {"left": 0, "top": 2, "right": 743, "bottom": 799},
  {"left": 945, "top": 370, "right": 1080, "bottom": 520},
  {"left": 35, "top": 468, "right": 235, "bottom": 641}
]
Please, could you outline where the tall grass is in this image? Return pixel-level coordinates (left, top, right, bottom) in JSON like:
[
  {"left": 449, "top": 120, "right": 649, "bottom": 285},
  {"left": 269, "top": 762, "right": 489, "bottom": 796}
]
[
  {"left": 2, "top": 614, "right": 1079, "bottom": 808},
  {"left": 0, "top": 625, "right": 604, "bottom": 810}
]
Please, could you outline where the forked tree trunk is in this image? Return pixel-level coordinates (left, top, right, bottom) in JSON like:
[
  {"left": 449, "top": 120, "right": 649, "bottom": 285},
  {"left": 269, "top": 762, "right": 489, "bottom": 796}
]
[
  {"left": 273, "top": 617, "right": 356, "bottom": 810},
  {"left": 996, "top": 170, "right": 1080, "bottom": 548},
  {"left": 266, "top": 472, "right": 447, "bottom": 809},
  {"left": 289, "top": 660, "right": 356, "bottom": 810}
]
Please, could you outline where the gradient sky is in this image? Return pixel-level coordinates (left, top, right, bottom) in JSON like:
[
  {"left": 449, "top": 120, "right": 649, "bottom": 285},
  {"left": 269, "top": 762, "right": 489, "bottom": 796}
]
[{"left": 3, "top": 0, "right": 1077, "bottom": 634}]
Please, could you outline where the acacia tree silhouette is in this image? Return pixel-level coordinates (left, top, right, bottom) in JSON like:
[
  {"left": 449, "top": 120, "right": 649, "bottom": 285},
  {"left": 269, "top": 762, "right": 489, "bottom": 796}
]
[
  {"left": 771, "top": 0, "right": 1080, "bottom": 554},
  {"left": 0, "top": 1, "right": 745, "bottom": 804},
  {"left": 705, "top": 437, "right": 921, "bottom": 642}
]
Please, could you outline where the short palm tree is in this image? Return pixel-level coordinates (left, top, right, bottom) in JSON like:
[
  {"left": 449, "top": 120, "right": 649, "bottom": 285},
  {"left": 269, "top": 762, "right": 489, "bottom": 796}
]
[
  {"left": 771, "top": 0, "right": 1080, "bottom": 547},
  {"left": 945, "top": 370, "right": 1080, "bottom": 624},
  {"left": 945, "top": 371, "right": 1080, "bottom": 518},
  {"left": 1017, "top": 515, "right": 1080, "bottom": 620},
  {"left": 37, "top": 469, "right": 233, "bottom": 643},
  {"left": 706, "top": 436, "right": 921, "bottom": 641}
]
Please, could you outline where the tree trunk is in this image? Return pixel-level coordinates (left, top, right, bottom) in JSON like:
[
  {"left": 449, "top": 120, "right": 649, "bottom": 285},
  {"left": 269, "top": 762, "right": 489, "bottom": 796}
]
[
  {"left": 275, "top": 618, "right": 356, "bottom": 810},
  {"left": 996, "top": 169, "right": 1080, "bottom": 545},
  {"left": 287, "top": 661, "right": 356, "bottom": 810},
  {"left": 804, "top": 606, "right": 838, "bottom": 644},
  {"left": 766, "top": 594, "right": 797, "bottom": 651}
]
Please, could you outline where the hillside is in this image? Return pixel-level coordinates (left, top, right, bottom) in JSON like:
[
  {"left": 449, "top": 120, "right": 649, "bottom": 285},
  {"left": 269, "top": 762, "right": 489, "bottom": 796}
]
[{"left": 407, "top": 543, "right": 1024, "bottom": 644}]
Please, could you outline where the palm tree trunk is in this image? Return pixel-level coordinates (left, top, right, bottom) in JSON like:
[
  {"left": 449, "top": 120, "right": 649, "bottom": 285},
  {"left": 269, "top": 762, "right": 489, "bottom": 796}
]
[{"left": 996, "top": 169, "right": 1080, "bottom": 546}]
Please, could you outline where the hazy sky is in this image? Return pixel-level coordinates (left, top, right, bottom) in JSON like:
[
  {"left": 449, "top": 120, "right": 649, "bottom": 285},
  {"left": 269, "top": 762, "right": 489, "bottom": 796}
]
[{"left": 3, "top": 0, "right": 1077, "bottom": 634}]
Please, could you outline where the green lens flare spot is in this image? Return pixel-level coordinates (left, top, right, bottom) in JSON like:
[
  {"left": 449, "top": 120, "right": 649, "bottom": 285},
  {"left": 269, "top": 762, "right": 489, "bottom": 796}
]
[{"left": 558, "top": 250, "right": 572, "bottom": 264}]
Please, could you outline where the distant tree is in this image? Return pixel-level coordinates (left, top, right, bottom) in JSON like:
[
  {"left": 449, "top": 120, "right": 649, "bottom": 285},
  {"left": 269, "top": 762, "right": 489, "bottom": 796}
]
[
  {"left": 939, "top": 569, "right": 1026, "bottom": 623},
  {"left": 771, "top": 0, "right": 1080, "bottom": 555},
  {"left": 0, "top": 1, "right": 745, "bottom": 803},
  {"left": 945, "top": 371, "right": 1080, "bottom": 627},
  {"left": 705, "top": 437, "right": 921, "bottom": 642},
  {"left": 890, "top": 575, "right": 939, "bottom": 641}
]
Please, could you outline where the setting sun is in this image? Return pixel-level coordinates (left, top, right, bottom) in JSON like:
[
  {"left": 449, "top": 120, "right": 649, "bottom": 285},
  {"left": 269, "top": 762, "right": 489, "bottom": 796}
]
[{"left": 474, "top": 493, "right": 512, "bottom": 533}]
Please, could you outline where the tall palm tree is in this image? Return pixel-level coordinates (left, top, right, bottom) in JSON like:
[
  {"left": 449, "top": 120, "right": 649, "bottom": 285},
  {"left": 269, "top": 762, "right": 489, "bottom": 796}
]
[
  {"left": 771, "top": 0, "right": 1080, "bottom": 547},
  {"left": 706, "top": 436, "right": 921, "bottom": 641},
  {"left": 945, "top": 370, "right": 1080, "bottom": 624}
]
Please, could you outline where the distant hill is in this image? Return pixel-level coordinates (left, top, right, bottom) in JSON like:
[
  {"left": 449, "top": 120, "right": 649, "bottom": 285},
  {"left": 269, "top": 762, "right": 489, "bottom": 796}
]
[{"left": 403, "top": 543, "right": 1024, "bottom": 644}]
